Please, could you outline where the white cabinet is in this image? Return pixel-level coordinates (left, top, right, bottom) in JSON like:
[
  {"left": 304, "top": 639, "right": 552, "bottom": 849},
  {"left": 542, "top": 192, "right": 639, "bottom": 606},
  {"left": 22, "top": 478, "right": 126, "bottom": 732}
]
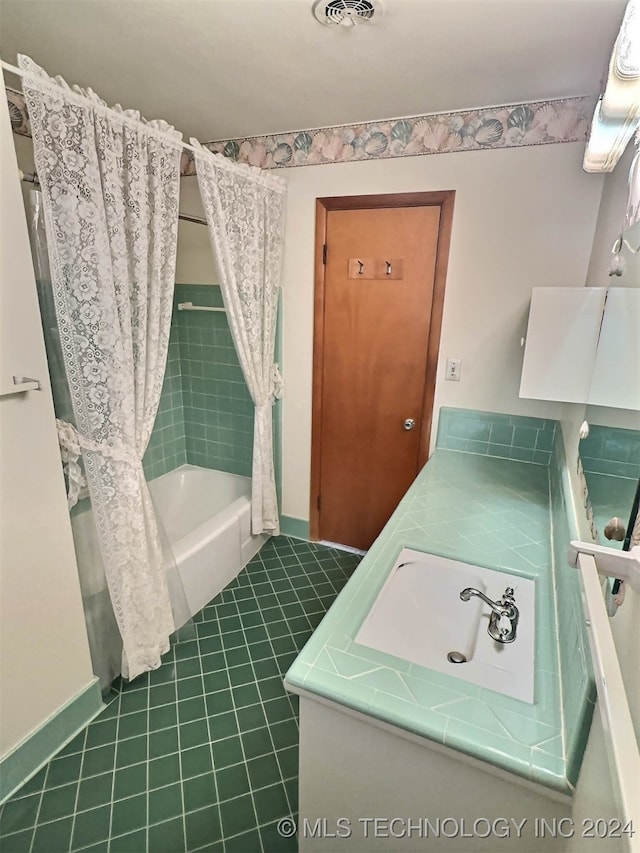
[
  {"left": 519, "top": 287, "right": 639, "bottom": 410},
  {"left": 296, "top": 696, "right": 570, "bottom": 853},
  {"left": 519, "top": 287, "right": 607, "bottom": 404}
]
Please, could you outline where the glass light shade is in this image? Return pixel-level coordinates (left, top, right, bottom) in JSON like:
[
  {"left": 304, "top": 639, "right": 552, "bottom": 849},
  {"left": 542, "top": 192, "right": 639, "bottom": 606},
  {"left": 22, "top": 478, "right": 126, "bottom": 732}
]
[{"left": 583, "top": 98, "right": 640, "bottom": 172}]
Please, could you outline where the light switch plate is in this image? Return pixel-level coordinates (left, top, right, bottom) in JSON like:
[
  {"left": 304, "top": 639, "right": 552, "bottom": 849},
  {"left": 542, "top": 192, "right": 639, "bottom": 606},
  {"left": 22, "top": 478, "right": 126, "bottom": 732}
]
[{"left": 445, "top": 358, "right": 462, "bottom": 381}]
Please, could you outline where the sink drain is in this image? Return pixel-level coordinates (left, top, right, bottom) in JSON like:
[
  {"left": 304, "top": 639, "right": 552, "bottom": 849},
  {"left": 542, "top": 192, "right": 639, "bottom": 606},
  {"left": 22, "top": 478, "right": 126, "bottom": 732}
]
[{"left": 447, "top": 651, "right": 467, "bottom": 664}]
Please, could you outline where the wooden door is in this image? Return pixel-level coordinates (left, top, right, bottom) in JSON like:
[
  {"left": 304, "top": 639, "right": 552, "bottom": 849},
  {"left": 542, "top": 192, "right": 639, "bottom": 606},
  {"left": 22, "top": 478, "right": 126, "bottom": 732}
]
[{"left": 312, "top": 197, "right": 452, "bottom": 551}]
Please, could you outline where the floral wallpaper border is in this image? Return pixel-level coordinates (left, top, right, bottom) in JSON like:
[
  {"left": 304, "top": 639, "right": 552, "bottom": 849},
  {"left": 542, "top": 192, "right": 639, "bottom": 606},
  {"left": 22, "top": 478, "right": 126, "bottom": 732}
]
[
  {"left": 7, "top": 84, "right": 595, "bottom": 174},
  {"left": 193, "top": 95, "right": 596, "bottom": 172}
]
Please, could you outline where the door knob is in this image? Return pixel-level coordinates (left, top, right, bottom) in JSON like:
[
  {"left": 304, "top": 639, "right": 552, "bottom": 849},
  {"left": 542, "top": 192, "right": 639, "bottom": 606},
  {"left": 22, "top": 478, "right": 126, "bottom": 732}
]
[{"left": 403, "top": 418, "right": 416, "bottom": 431}]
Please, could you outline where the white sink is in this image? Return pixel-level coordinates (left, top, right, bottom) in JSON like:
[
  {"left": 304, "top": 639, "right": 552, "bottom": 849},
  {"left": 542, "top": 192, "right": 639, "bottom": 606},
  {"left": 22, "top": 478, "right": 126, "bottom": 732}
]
[
  {"left": 354, "top": 548, "right": 536, "bottom": 703},
  {"left": 355, "top": 552, "right": 486, "bottom": 667}
]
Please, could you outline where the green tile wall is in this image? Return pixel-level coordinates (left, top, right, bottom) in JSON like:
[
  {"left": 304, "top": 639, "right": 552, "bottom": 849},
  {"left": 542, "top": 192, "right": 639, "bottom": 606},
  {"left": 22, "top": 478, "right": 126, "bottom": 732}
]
[
  {"left": 35, "top": 269, "right": 186, "bottom": 482},
  {"left": 579, "top": 425, "right": 640, "bottom": 480},
  {"left": 437, "top": 407, "right": 556, "bottom": 465},
  {"left": 142, "top": 326, "right": 187, "bottom": 480},
  {"left": 34, "top": 278, "right": 253, "bottom": 485},
  {"left": 550, "top": 429, "right": 595, "bottom": 783},
  {"left": 177, "top": 285, "right": 254, "bottom": 477}
]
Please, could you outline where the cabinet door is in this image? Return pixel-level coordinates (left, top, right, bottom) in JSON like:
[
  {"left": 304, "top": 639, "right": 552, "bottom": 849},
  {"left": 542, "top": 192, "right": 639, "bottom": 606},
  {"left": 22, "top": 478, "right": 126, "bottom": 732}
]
[
  {"left": 0, "top": 96, "right": 93, "bottom": 767},
  {"left": 589, "top": 288, "right": 640, "bottom": 410},
  {"left": 519, "top": 287, "right": 607, "bottom": 404}
]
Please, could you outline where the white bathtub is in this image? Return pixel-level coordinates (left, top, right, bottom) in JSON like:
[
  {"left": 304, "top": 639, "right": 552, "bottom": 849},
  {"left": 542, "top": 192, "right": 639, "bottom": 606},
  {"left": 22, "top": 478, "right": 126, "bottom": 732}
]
[
  {"left": 149, "top": 464, "right": 268, "bottom": 619},
  {"left": 71, "top": 463, "right": 265, "bottom": 688}
]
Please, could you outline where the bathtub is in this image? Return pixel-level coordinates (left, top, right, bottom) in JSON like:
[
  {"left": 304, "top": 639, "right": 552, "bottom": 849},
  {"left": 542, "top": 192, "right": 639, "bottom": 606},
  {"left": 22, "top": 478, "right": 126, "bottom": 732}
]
[
  {"left": 71, "top": 463, "right": 265, "bottom": 687},
  {"left": 149, "top": 464, "right": 268, "bottom": 619},
  {"left": 72, "top": 464, "right": 267, "bottom": 637}
]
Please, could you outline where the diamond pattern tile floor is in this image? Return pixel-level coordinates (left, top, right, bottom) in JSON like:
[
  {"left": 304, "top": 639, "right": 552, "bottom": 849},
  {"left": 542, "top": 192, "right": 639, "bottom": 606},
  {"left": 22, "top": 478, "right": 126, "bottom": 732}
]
[{"left": 0, "top": 537, "right": 360, "bottom": 853}]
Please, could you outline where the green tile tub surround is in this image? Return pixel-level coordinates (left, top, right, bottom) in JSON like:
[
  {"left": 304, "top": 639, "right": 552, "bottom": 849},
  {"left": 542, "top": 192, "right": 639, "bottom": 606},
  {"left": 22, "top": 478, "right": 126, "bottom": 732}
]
[
  {"left": 285, "top": 449, "right": 581, "bottom": 795},
  {"left": 176, "top": 284, "right": 255, "bottom": 478},
  {"left": 35, "top": 277, "right": 251, "bottom": 485},
  {"left": 142, "top": 322, "right": 187, "bottom": 481},
  {"left": 437, "top": 407, "right": 557, "bottom": 465},
  {"left": 40, "top": 281, "right": 253, "bottom": 486},
  {"left": 36, "top": 278, "right": 186, "bottom": 483},
  {"left": 579, "top": 424, "right": 640, "bottom": 481}
]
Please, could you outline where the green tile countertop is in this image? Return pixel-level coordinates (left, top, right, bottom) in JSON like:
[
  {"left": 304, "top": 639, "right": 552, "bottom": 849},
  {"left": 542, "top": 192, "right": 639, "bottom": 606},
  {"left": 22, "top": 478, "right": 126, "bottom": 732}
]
[{"left": 285, "top": 450, "right": 571, "bottom": 795}]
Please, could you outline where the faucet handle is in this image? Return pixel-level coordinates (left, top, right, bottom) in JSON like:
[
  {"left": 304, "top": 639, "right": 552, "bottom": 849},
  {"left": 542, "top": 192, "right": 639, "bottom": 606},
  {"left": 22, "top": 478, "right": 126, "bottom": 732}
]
[{"left": 503, "top": 586, "right": 515, "bottom": 602}]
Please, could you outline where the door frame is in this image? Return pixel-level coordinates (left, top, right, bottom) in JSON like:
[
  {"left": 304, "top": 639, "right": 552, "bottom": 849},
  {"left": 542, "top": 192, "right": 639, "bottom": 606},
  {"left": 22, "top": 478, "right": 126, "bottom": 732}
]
[{"left": 309, "top": 191, "right": 455, "bottom": 542}]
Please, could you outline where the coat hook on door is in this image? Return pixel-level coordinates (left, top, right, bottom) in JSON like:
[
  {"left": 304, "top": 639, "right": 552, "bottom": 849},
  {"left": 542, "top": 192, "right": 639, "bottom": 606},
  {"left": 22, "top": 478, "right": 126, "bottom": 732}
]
[
  {"left": 385, "top": 261, "right": 392, "bottom": 276},
  {"left": 358, "top": 260, "right": 364, "bottom": 275}
]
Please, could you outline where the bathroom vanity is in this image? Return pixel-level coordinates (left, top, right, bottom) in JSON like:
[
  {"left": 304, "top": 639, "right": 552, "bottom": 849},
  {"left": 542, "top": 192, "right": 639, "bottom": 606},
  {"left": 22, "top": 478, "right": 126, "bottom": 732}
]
[{"left": 285, "top": 431, "right": 593, "bottom": 851}]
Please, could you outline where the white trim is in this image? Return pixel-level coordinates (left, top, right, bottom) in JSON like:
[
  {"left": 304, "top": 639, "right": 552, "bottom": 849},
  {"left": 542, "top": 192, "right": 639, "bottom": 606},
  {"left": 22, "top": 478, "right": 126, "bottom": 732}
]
[{"left": 577, "top": 553, "right": 640, "bottom": 847}]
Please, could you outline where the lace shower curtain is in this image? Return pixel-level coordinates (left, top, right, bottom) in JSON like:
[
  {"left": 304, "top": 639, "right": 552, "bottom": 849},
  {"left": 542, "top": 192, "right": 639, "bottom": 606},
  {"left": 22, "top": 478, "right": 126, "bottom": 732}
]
[
  {"left": 20, "top": 55, "right": 184, "bottom": 679},
  {"left": 26, "top": 188, "right": 122, "bottom": 689},
  {"left": 192, "top": 140, "right": 286, "bottom": 535}
]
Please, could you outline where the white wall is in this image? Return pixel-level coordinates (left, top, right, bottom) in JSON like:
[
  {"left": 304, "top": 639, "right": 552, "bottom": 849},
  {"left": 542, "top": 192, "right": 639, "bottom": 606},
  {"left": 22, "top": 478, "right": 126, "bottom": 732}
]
[
  {"left": 556, "top": 140, "right": 639, "bottom": 481},
  {"left": 584, "top": 143, "right": 640, "bottom": 431},
  {"left": 175, "top": 176, "right": 217, "bottom": 285},
  {"left": 586, "top": 144, "right": 639, "bottom": 288},
  {"left": 274, "top": 143, "right": 604, "bottom": 521},
  {"left": 582, "top": 142, "right": 640, "bottom": 741},
  {"left": 587, "top": 405, "right": 640, "bottom": 430},
  {"left": 566, "top": 143, "right": 640, "bottom": 843},
  {"left": 1, "top": 103, "right": 95, "bottom": 760},
  {"left": 134, "top": 139, "right": 636, "bottom": 518},
  {"left": 57, "top": 136, "right": 605, "bottom": 525}
]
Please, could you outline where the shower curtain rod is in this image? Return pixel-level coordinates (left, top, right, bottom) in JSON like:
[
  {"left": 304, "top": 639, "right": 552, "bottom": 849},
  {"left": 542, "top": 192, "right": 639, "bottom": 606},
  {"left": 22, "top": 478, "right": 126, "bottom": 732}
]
[
  {"left": 4, "top": 57, "right": 286, "bottom": 196},
  {"left": 19, "top": 170, "right": 208, "bottom": 226},
  {"left": 2, "top": 58, "right": 207, "bottom": 160}
]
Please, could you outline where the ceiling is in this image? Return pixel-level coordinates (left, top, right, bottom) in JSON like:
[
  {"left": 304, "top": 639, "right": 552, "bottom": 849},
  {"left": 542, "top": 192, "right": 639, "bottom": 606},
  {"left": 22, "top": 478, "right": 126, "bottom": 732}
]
[{"left": 0, "top": 0, "right": 629, "bottom": 142}]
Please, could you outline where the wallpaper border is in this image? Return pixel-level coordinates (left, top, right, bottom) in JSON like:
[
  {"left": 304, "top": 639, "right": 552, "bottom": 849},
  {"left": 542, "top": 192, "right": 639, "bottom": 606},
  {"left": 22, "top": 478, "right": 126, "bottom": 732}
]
[
  {"left": 6, "top": 85, "right": 596, "bottom": 174},
  {"left": 192, "top": 95, "right": 596, "bottom": 172}
]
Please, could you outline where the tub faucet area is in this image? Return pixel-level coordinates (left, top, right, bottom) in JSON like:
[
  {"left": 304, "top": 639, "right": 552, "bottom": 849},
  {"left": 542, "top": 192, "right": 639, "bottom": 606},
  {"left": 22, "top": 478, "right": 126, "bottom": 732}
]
[{"left": 460, "top": 585, "right": 520, "bottom": 643}]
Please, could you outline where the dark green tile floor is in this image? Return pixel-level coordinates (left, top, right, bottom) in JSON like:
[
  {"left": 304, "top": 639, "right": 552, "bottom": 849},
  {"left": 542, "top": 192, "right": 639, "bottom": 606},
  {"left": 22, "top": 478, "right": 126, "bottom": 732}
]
[{"left": 0, "top": 537, "right": 360, "bottom": 853}]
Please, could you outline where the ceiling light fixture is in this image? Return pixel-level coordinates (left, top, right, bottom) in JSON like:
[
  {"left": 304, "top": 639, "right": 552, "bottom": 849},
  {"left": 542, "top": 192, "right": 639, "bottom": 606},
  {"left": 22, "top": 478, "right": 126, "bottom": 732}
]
[{"left": 584, "top": 0, "right": 640, "bottom": 172}]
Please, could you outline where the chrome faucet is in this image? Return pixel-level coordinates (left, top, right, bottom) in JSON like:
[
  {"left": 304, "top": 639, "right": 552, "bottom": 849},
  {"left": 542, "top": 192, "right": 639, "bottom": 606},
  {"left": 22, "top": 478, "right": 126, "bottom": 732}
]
[{"left": 460, "top": 586, "right": 519, "bottom": 644}]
